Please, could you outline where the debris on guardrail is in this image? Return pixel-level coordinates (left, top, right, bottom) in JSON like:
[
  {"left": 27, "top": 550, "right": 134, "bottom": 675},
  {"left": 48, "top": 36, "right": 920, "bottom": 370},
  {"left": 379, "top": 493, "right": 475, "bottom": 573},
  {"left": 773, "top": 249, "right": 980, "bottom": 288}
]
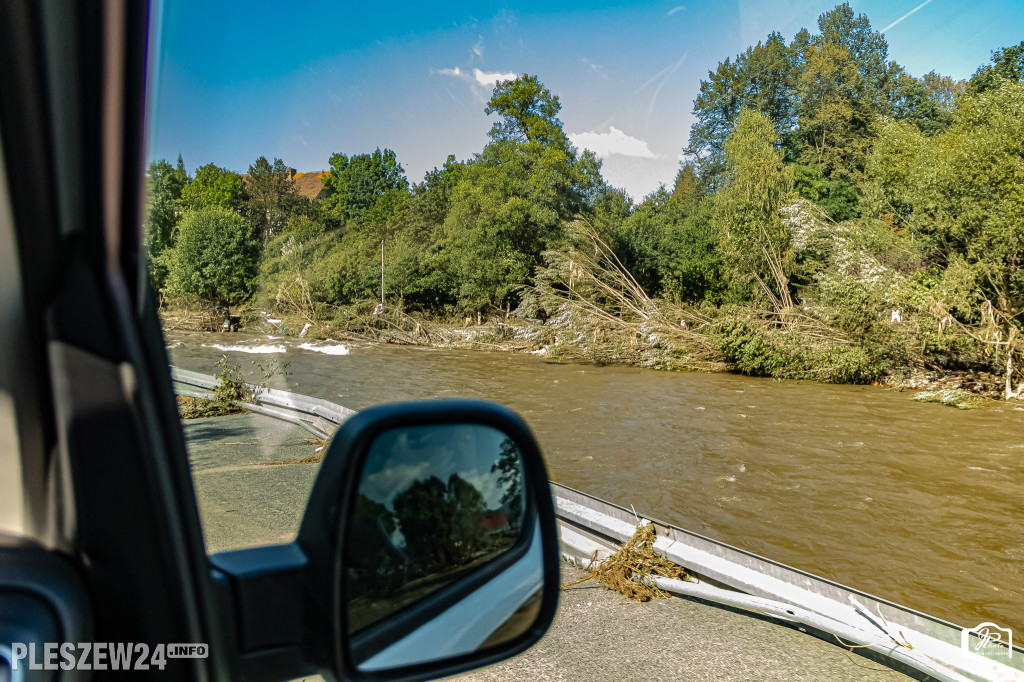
[{"left": 563, "top": 522, "right": 691, "bottom": 602}]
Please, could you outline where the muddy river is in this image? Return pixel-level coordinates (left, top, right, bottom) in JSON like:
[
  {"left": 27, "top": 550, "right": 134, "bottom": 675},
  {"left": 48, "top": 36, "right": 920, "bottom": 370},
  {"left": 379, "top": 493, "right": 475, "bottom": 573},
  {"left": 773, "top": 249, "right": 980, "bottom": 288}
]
[{"left": 168, "top": 332, "right": 1024, "bottom": 632}]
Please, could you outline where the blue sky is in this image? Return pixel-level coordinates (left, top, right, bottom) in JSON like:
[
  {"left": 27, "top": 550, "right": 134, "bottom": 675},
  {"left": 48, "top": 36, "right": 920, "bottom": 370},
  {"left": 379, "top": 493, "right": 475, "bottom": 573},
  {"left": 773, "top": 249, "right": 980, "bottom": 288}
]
[{"left": 148, "top": 0, "right": 1023, "bottom": 201}]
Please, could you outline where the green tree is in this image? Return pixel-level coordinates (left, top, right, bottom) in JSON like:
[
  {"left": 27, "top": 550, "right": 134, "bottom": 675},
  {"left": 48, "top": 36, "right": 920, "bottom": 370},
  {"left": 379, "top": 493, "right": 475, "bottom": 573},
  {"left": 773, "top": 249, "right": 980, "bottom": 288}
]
[
  {"left": 612, "top": 189, "right": 670, "bottom": 296},
  {"left": 590, "top": 185, "right": 633, "bottom": 244},
  {"left": 920, "top": 71, "right": 964, "bottom": 113},
  {"left": 410, "top": 155, "right": 466, "bottom": 227},
  {"left": 890, "top": 72, "right": 954, "bottom": 136},
  {"left": 446, "top": 474, "right": 487, "bottom": 556},
  {"left": 905, "top": 82, "right": 1024, "bottom": 314},
  {"left": 686, "top": 33, "right": 797, "bottom": 183},
  {"left": 486, "top": 74, "right": 568, "bottom": 148},
  {"left": 484, "top": 74, "right": 602, "bottom": 222},
  {"left": 490, "top": 438, "right": 524, "bottom": 532},
  {"left": 244, "top": 156, "right": 299, "bottom": 240},
  {"left": 686, "top": 56, "right": 744, "bottom": 181},
  {"left": 812, "top": 2, "right": 894, "bottom": 110},
  {"left": 863, "top": 118, "right": 924, "bottom": 222},
  {"left": 433, "top": 157, "right": 543, "bottom": 309},
  {"left": 715, "top": 108, "right": 794, "bottom": 308},
  {"left": 669, "top": 163, "right": 702, "bottom": 217},
  {"left": 797, "top": 42, "right": 875, "bottom": 178},
  {"left": 392, "top": 475, "right": 456, "bottom": 570},
  {"left": 165, "top": 206, "right": 257, "bottom": 309},
  {"left": 660, "top": 197, "right": 724, "bottom": 303},
  {"left": 143, "top": 158, "right": 189, "bottom": 287},
  {"left": 322, "top": 148, "right": 408, "bottom": 223},
  {"left": 969, "top": 40, "right": 1024, "bottom": 94},
  {"left": 433, "top": 75, "right": 601, "bottom": 310},
  {"left": 180, "top": 163, "right": 245, "bottom": 211},
  {"left": 792, "top": 162, "right": 859, "bottom": 220}
]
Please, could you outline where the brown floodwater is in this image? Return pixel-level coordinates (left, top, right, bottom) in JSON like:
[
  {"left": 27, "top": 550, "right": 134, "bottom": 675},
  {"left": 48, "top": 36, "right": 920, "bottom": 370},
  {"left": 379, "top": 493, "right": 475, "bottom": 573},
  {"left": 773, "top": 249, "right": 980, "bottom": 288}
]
[{"left": 168, "top": 332, "right": 1024, "bottom": 633}]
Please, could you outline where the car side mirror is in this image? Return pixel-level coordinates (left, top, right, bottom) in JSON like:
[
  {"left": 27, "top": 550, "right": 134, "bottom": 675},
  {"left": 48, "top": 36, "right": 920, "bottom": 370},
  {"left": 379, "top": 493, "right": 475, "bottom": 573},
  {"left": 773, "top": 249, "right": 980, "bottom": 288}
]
[{"left": 209, "top": 400, "right": 560, "bottom": 682}]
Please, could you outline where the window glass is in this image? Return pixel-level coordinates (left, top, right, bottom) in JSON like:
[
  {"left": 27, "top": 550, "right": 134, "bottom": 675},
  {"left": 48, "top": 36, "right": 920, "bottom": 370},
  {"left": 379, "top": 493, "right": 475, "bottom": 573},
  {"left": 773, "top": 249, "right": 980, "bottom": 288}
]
[{"left": 149, "top": 0, "right": 1024, "bottom": 638}]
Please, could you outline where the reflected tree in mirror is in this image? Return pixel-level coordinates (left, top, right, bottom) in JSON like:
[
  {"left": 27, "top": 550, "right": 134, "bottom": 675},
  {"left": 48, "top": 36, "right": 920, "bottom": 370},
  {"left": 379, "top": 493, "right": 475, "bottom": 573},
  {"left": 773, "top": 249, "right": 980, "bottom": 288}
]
[{"left": 344, "top": 424, "right": 527, "bottom": 635}]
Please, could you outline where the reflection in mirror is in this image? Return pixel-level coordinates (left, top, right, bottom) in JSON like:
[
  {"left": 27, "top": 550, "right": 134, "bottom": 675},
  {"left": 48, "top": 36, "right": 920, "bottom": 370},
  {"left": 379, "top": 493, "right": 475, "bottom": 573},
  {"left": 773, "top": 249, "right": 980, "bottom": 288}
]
[{"left": 343, "top": 423, "right": 533, "bottom": 667}]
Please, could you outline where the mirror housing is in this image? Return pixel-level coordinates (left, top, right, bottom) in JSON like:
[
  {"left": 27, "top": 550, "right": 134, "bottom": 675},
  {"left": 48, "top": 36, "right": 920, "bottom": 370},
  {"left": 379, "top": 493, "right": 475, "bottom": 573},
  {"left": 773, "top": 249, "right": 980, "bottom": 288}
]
[{"left": 209, "top": 400, "right": 560, "bottom": 682}]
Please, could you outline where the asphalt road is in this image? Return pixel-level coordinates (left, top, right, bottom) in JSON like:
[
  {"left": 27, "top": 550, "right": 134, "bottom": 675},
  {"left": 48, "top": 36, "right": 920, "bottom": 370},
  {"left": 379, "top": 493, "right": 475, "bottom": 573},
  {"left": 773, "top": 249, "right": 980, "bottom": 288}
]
[
  {"left": 183, "top": 413, "right": 913, "bottom": 681},
  {"left": 458, "top": 565, "right": 913, "bottom": 682},
  {"left": 183, "top": 412, "right": 320, "bottom": 553}
]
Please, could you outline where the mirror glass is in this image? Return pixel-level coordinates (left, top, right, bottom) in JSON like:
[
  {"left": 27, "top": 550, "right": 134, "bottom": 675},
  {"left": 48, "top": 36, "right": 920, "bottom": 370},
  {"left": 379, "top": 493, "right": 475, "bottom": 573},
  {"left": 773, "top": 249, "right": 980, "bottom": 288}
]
[{"left": 343, "top": 423, "right": 542, "bottom": 669}]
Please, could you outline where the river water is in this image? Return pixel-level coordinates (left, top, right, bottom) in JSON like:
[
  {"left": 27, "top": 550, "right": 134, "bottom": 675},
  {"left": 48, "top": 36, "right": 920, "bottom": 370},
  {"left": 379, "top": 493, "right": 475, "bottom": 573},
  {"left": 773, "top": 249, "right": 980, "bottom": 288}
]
[{"left": 168, "top": 332, "right": 1024, "bottom": 633}]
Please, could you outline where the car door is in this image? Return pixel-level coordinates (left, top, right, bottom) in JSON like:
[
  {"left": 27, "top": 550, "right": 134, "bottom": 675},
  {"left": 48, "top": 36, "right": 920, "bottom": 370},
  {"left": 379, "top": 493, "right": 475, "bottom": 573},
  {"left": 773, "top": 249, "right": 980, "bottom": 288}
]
[{"left": 0, "top": 1, "right": 228, "bottom": 679}]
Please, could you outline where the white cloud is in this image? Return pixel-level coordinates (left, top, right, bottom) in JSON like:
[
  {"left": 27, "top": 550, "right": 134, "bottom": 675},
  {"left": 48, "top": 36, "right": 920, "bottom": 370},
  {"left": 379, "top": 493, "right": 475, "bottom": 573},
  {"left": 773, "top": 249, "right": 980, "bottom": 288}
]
[
  {"left": 569, "top": 126, "right": 657, "bottom": 159},
  {"left": 473, "top": 35, "right": 485, "bottom": 57},
  {"left": 599, "top": 154, "right": 681, "bottom": 203},
  {"left": 667, "top": 5, "right": 686, "bottom": 16},
  {"left": 471, "top": 68, "right": 517, "bottom": 87},
  {"left": 436, "top": 66, "right": 518, "bottom": 89},
  {"left": 361, "top": 461, "right": 431, "bottom": 506}
]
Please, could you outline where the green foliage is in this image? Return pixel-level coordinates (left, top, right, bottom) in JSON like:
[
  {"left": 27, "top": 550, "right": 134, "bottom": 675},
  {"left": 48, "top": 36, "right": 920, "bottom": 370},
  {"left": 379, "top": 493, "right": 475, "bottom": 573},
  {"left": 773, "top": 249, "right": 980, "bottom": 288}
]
[
  {"left": 180, "top": 163, "right": 245, "bottom": 211},
  {"left": 166, "top": 206, "right": 257, "bottom": 306},
  {"left": 812, "top": 2, "right": 892, "bottom": 110},
  {"left": 322, "top": 148, "right": 408, "bottom": 222},
  {"left": 433, "top": 158, "right": 545, "bottom": 310},
  {"left": 969, "top": 40, "right": 1024, "bottom": 94},
  {"left": 660, "top": 198, "right": 724, "bottom": 303},
  {"left": 687, "top": 32, "right": 797, "bottom": 183},
  {"left": 590, "top": 185, "right": 633, "bottom": 244},
  {"left": 410, "top": 155, "right": 466, "bottom": 227},
  {"left": 611, "top": 188, "right": 670, "bottom": 295},
  {"left": 797, "top": 42, "right": 876, "bottom": 178},
  {"left": 792, "top": 163, "right": 859, "bottom": 220},
  {"left": 178, "top": 356, "right": 252, "bottom": 418},
  {"left": 891, "top": 72, "right": 955, "bottom": 136},
  {"left": 213, "top": 355, "right": 253, "bottom": 404},
  {"left": 863, "top": 118, "right": 924, "bottom": 221},
  {"left": 715, "top": 109, "right": 794, "bottom": 302},
  {"left": 486, "top": 74, "right": 567, "bottom": 148},
  {"left": 898, "top": 81, "right": 1024, "bottom": 315},
  {"left": 424, "top": 74, "right": 601, "bottom": 312},
  {"left": 243, "top": 156, "right": 303, "bottom": 240},
  {"left": 714, "top": 316, "right": 884, "bottom": 383},
  {"left": 150, "top": 17, "right": 1024, "bottom": 393},
  {"left": 143, "top": 158, "right": 189, "bottom": 288}
]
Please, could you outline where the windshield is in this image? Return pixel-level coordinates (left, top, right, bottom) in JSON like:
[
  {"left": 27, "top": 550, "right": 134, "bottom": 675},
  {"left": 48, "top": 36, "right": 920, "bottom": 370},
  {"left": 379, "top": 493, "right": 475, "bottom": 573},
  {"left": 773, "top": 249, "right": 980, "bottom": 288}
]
[{"left": 148, "top": 0, "right": 1024, "bottom": 646}]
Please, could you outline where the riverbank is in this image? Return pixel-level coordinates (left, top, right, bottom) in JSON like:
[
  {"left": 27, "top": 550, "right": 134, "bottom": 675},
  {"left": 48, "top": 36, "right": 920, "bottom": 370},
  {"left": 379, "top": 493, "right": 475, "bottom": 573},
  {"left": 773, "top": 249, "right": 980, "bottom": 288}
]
[{"left": 160, "top": 302, "right": 1017, "bottom": 407}]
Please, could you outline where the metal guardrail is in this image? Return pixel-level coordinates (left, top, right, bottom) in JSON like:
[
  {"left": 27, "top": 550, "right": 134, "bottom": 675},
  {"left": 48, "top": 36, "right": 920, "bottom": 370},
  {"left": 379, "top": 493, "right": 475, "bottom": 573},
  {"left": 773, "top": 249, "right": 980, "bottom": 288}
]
[
  {"left": 170, "top": 367, "right": 356, "bottom": 440},
  {"left": 553, "top": 482, "right": 1023, "bottom": 682}
]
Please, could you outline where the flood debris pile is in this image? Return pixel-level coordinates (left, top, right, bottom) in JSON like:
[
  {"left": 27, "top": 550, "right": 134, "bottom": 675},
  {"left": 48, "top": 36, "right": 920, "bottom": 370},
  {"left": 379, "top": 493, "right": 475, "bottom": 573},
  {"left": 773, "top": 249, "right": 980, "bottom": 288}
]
[
  {"left": 570, "top": 523, "right": 691, "bottom": 602},
  {"left": 912, "top": 388, "right": 984, "bottom": 410},
  {"left": 519, "top": 218, "right": 1023, "bottom": 402},
  {"left": 177, "top": 357, "right": 254, "bottom": 419},
  {"left": 525, "top": 224, "right": 726, "bottom": 373},
  {"left": 176, "top": 394, "right": 244, "bottom": 419}
]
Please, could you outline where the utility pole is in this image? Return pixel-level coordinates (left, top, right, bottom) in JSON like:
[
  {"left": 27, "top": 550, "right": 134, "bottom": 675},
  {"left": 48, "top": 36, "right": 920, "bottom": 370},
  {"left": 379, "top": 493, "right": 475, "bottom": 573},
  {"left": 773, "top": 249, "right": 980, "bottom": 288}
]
[{"left": 380, "top": 239, "right": 385, "bottom": 307}]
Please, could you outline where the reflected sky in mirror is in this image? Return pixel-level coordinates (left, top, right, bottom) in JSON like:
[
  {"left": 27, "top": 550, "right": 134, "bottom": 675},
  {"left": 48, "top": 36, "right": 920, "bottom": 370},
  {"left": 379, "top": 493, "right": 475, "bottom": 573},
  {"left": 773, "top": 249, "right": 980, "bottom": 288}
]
[
  {"left": 346, "top": 424, "right": 526, "bottom": 636},
  {"left": 361, "top": 423, "right": 520, "bottom": 520}
]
